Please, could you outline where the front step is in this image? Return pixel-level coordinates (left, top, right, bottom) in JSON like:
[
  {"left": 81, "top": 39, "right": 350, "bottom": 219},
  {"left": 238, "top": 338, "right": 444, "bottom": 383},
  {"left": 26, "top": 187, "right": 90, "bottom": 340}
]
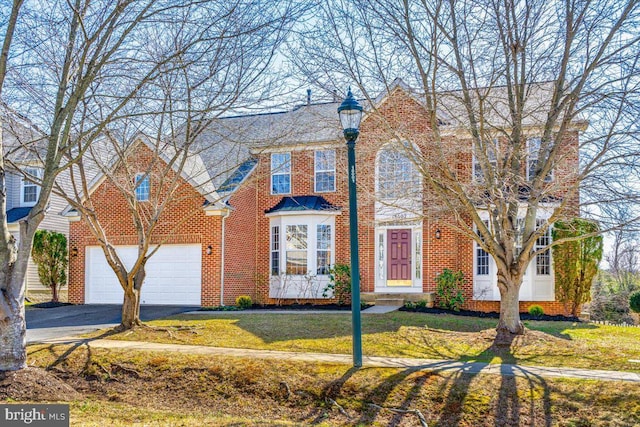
[
  {"left": 374, "top": 298, "right": 405, "bottom": 307},
  {"left": 362, "top": 292, "right": 436, "bottom": 308}
]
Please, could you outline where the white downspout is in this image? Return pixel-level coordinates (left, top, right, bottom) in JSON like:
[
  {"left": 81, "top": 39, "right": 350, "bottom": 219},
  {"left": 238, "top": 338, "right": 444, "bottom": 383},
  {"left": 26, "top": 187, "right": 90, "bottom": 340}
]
[{"left": 220, "top": 209, "right": 231, "bottom": 306}]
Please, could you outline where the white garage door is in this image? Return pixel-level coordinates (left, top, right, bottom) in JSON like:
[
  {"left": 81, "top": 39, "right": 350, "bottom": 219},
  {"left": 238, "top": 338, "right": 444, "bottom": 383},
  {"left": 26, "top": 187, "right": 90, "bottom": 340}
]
[{"left": 85, "top": 244, "right": 202, "bottom": 305}]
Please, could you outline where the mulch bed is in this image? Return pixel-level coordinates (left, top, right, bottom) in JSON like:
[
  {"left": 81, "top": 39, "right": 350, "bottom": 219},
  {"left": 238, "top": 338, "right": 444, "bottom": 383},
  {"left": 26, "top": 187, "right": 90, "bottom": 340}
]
[
  {"left": 0, "top": 367, "right": 81, "bottom": 402},
  {"left": 399, "top": 306, "right": 581, "bottom": 322},
  {"left": 28, "top": 301, "right": 73, "bottom": 309}
]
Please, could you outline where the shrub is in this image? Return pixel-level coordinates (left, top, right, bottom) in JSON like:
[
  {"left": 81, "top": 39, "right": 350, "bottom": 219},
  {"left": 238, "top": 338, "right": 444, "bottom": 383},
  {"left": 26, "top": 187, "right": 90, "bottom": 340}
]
[
  {"left": 415, "top": 300, "right": 428, "bottom": 309},
  {"left": 31, "top": 230, "right": 68, "bottom": 303},
  {"left": 588, "top": 282, "right": 635, "bottom": 324},
  {"left": 630, "top": 291, "right": 640, "bottom": 313},
  {"left": 322, "top": 264, "right": 352, "bottom": 305},
  {"left": 235, "top": 295, "right": 253, "bottom": 310},
  {"left": 528, "top": 305, "right": 544, "bottom": 317},
  {"left": 435, "top": 269, "right": 465, "bottom": 311},
  {"left": 552, "top": 219, "right": 603, "bottom": 316}
]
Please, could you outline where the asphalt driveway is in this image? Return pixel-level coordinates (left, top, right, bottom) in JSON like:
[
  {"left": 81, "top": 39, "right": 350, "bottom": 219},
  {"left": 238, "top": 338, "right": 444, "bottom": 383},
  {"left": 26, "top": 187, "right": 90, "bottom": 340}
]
[{"left": 26, "top": 304, "right": 197, "bottom": 343}]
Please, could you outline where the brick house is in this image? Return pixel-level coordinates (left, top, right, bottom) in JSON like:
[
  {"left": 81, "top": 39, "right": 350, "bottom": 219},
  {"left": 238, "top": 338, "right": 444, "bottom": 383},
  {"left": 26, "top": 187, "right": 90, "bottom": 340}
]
[{"left": 67, "top": 82, "right": 582, "bottom": 314}]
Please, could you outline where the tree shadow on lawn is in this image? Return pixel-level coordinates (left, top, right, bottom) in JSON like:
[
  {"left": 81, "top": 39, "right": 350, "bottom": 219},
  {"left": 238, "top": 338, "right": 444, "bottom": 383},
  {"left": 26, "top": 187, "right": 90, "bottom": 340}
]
[
  {"left": 314, "top": 333, "right": 553, "bottom": 427},
  {"left": 437, "top": 333, "right": 552, "bottom": 427},
  {"left": 29, "top": 328, "right": 123, "bottom": 375},
  {"left": 522, "top": 319, "right": 599, "bottom": 341}
]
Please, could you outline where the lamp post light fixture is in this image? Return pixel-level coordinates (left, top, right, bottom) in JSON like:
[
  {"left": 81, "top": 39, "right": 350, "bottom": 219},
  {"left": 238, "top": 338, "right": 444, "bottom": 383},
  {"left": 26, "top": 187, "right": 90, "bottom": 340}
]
[{"left": 338, "top": 87, "right": 364, "bottom": 367}]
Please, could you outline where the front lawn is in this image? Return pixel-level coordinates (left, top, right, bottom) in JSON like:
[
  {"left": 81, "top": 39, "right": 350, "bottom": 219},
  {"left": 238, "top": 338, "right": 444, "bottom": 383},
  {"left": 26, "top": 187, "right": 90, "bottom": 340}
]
[
  {"left": 22, "top": 343, "right": 640, "bottom": 426},
  {"left": 93, "top": 311, "right": 640, "bottom": 372}
]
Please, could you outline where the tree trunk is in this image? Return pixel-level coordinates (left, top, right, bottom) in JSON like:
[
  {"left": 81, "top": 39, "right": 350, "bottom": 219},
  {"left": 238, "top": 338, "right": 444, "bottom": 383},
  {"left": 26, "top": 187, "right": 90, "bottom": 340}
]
[
  {"left": 51, "top": 281, "right": 59, "bottom": 303},
  {"left": 0, "top": 296, "right": 27, "bottom": 371},
  {"left": 496, "top": 276, "right": 525, "bottom": 337},
  {"left": 120, "top": 289, "right": 142, "bottom": 330}
]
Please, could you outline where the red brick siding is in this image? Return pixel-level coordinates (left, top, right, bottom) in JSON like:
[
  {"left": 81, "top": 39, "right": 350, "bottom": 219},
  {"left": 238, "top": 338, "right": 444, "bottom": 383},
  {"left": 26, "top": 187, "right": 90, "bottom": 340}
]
[
  {"left": 68, "top": 142, "right": 224, "bottom": 306},
  {"left": 223, "top": 174, "right": 258, "bottom": 305}
]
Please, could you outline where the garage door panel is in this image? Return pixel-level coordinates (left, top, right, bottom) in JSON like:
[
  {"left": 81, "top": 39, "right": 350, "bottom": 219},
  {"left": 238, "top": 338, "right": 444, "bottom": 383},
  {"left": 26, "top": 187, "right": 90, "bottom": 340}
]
[{"left": 86, "top": 244, "right": 202, "bottom": 305}]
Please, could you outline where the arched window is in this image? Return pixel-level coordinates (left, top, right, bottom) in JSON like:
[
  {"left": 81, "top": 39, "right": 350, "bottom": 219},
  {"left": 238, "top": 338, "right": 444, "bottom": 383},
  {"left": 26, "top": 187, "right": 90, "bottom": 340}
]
[{"left": 377, "top": 145, "right": 420, "bottom": 199}]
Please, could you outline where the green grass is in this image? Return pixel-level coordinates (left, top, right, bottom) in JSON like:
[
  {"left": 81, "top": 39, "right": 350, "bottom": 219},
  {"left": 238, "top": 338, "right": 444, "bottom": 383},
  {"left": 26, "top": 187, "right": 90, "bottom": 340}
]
[
  {"left": 92, "top": 311, "right": 640, "bottom": 372},
  {"left": 23, "top": 344, "right": 640, "bottom": 426}
]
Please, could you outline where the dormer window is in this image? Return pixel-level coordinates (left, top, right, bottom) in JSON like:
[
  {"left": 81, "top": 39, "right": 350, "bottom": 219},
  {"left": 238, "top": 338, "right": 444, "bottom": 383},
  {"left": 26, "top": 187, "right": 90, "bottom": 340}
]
[
  {"left": 135, "top": 173, "right": 150, "bottom": 201},
  {"left": 21, "top": 167, "right": 42, "bottom": 206}
]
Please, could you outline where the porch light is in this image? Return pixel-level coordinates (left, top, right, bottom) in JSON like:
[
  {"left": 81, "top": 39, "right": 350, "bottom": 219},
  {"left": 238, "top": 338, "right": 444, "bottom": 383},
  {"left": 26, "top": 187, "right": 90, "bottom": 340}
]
[
  {"left": 435, "top": 228, "right": 441, "bottom": 239},
  {"left": 338, "top": 87, "right": 363, "bottom": 368},
  {"left": 206, "top": 245, "right": 212, "bottom": 255},
  {"left": 71, "top": 247, "right": 78, "bottom": 257}
]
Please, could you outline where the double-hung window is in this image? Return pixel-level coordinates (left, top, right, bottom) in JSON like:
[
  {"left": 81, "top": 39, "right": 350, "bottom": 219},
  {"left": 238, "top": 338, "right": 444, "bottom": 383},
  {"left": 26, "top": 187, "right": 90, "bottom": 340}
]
[
  {"left": 271, "top": 153, "right": 291, "bottom": 194},
  {"left": 21, "top": 167, "right": 42, "bottom": 206},
  {"left": 135, "top": 173, "right": 150, "bottom": 202},
  {"left": 286, "top": 225, "right": 307, "bottom": 275},
  {"left": 476, "top": 220, "right": 490, "bottom": 275},
  {"left": 269, "top": 216, "right": 335, "bottom": 277},
  {"left": 535, "top": 219, "right": 551, "bottom": 275},
  {"left": 316, "top": 224, "right": 331, "bottom": 274},
  {"left": 271, "top": 226, "right": 280, "bottom": 275},
  {"left": 315, "top": 150, "right": 335, "bottom": 192},
  {"left": 473, "top": 139, "right": 498, "bottom": 182},
  {"left": 527, "top": 137, "right": 553, "bottom": 182}
]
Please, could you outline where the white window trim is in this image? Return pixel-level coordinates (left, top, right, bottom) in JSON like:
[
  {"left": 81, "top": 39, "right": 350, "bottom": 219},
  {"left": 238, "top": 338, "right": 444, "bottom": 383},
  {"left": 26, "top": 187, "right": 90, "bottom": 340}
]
[
  {"left": 20, "top": 167, "right": 42, "bottom": 207},
  {"left": 269, "top": 213, "right": 336, "bottom": 277},
  {"left": 473, "top": 209, "right": 555, "bottom": 301},
  {"left": 271, "top": 152, "right": 291, "bottom": 195},
  {"left": 314, "top": 149, "right": 336, "bottom": 193},
  {"left": 135, "top": 173, "right": 150, "bottom": 202}
]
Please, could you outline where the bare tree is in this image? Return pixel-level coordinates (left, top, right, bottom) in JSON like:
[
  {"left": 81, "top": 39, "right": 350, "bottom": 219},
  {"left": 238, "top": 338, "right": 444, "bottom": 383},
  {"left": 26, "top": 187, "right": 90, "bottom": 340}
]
[
  {"left": 56, "top": 1, "right": 299, "bottom": 329},
  {"left": 291, "top": 0, "right": 640, "bottom": 335},
  {"left": 0, "top": 0, "right": 297, "bottom": 370}
]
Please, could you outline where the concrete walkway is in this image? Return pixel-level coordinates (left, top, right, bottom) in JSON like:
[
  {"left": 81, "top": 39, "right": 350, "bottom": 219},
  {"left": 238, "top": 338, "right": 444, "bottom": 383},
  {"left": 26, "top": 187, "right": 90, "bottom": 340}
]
[
  {"left": 39, "top": 337, "right": 640, "bottom": 384},
  {"left": 184, "top": 306, "right": 401, "bottom": 315}
]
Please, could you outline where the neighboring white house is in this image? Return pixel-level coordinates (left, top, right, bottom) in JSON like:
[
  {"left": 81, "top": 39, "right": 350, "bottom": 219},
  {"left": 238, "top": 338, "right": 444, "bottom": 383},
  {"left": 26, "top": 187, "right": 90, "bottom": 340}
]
[{"left": 2, "top": 108, "right": 69, "bottom": 302}]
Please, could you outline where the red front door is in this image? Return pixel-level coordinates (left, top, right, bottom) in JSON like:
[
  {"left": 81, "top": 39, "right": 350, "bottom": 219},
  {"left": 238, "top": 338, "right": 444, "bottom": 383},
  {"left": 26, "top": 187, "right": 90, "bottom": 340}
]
[{"left": 387, "top": 229, "right": 411, "bottom": 286}]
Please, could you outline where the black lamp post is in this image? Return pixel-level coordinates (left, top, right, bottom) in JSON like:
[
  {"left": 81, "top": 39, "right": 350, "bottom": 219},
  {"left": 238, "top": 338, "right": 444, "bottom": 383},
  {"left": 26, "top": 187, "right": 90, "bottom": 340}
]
[{"left": 338, "top": 87, "right": 363, "bottom": 367}]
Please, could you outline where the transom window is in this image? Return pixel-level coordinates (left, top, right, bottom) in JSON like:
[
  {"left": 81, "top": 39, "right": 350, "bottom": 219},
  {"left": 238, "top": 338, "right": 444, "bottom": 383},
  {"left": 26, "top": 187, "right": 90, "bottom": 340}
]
[
  {"left": 527, "top": 137, "right": 553, "bottom": 182},
  {"left": 377, "top": 146, "right": 420, "bottom": 199},
  {"left": 271, "top": 153, "right": 291, "bottom": 194},
  {"left": 135, "top": 173, "right": 150, "bottom": 201},
  {"left": 315, "top": 150, "right": 335, "bottom": 192},
  {"left": 21, "top": 167, "right": 42, "bottom": 206}
]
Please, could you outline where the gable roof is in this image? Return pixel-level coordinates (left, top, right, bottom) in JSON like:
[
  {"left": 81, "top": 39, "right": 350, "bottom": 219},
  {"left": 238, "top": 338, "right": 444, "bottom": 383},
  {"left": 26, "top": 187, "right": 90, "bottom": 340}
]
[{"left": 63, "top": 134, "right": 226, "bottom": 216}]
